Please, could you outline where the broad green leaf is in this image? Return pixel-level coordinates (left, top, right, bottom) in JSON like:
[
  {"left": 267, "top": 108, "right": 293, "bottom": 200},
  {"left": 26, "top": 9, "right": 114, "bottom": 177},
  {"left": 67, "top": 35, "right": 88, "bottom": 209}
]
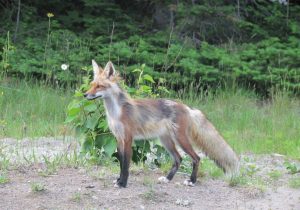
[
  {"left": 82, "top": 136, "right": 94, "bottom": 152},
  {"left": 84, "top": 103, "right": 98, "bottom": 112},
  {"left": 132, "top": 68, "right": 141, "bottom": 73},
  {"left": 103, "top": 138, "right": 117, "bottom": 157},
  {"left": 86, "top": 115, "right": 99, "bottom": 129},
  {"left": 68, "top": 107, "right": 81, "bottom": 117},
  {"left": 95, "top": 134, "right": 108, "bottom": 148},
  {"left": 65, "top": 114, "right": 78, "bottom": 123},
  {"left": 143, "top": 74, "right": 155, "bottom": 83}
]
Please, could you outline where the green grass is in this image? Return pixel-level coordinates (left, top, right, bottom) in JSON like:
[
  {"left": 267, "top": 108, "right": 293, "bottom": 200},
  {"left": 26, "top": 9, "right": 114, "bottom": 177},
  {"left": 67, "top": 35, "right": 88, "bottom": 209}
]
[
  {"left": 1, "top": 77, "right": 299, "bottom": 159},
  {"left": 71, "top": 192, "right": 82, "bottom": 202},
  {"left": 181, "top": 88, "right": 300, "bottom": 159},
  {"left": 0, "top": 78, "right": 73, "bottom": 138}
]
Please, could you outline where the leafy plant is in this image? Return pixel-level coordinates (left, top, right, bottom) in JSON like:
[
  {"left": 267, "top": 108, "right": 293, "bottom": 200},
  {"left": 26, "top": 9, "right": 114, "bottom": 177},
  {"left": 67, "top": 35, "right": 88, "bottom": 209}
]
[
  {"left": 284, "top": 161, "right": 300, "bottom": 174},
  {"left": 66, "top": 64, "right": 168, "bottom": 165}
]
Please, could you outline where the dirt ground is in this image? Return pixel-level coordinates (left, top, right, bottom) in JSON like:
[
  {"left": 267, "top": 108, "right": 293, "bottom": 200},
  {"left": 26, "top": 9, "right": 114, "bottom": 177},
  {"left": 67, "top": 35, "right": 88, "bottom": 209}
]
[{"left": 0, "top": 137, "right": 299, "bottom": 210}]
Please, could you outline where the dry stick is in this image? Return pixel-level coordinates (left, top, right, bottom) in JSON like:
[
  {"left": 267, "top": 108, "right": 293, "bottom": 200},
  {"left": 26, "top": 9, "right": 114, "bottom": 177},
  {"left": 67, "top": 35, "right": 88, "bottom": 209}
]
[
  {"left": 286, "top": 0, "right": 289, "bottom": 27},
  {"left": 162, "top": 26, "right": 174, "bottom": 72},
  {"left": 164, "top": 38, "right": 187, "bottom": 72},
  {"left": 108, "top": 22, "right": 115, "bottom": 61},
  {"left": 13, "top": 0, "right": 21, "bottom": 43}
]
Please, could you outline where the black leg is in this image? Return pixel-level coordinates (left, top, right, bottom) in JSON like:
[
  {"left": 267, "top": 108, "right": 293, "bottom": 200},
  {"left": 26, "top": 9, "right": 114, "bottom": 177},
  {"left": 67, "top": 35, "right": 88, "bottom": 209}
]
[
  {"left": 160, "top": 135, "right": 182, "bottom": 181},
  {"left": 117, "top": 146, "right": 123, "bottom": 182},
  {"left": 175, "top": 132, "right": 200, "bottom": 185},
  {"left": 190, "top": 157, "right": 200, "bottom": 183},
  {"left": 115, "top": 139, "right": 132, "bottom": 188}
]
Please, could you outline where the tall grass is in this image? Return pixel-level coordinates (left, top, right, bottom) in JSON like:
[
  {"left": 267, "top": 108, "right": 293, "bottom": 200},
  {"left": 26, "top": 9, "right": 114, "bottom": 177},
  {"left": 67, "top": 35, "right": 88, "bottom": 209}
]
[
  {"left": 0, "top": 77, "right": 299, "bottom": 159},
  {"left": 181, "top": 88, "right": 300, "bottom": 159},
  {"left": 0, "top": 78, "right": 72, "bottom": 138}
]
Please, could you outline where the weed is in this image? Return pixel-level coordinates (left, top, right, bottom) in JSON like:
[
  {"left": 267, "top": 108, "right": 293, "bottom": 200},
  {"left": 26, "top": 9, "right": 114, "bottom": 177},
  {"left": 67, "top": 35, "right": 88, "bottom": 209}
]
[
  {"left": 31, "top": 182, "right": 45, "bottom": 192},
  {"left": 71, "top": 192, "right": 82, "bottom": 202},
  {"left": 0, "top": 173, "right": 9, "bottom": 184},
  {"left": 142, "top": 176, "right": 154, "bottom": 187},
  {"left": 229, "top": 175, "right": 248, "bottom": 187},
  {"left": 244, "top": 164, "right": 259, "bottom": 177},
  {"left": 142, "top": 188, "right": 159, "bottom": 202},
  {"left": 284, "top": 161, "right": 300, "bottom": 174},
  {"left": 288, "top": 177, "right": 300, "bottom": 189},
  {"left": 0, "top": 155, "right": 10, "bottom": 171},
  {"left": 200, "top": 158, "right": 223, "bottom": 179},
  {"left": 159, "top": 161, "right": 172, "bottom": 174},
  {"left": 268, "top": 170, "right": 282, "bottom": 181}
]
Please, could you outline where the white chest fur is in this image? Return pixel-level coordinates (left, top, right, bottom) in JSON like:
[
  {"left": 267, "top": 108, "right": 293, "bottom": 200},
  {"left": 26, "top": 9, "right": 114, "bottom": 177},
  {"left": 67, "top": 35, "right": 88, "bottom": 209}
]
[{"left": 104, "top": 97, "right": 125, "bottom": 140}]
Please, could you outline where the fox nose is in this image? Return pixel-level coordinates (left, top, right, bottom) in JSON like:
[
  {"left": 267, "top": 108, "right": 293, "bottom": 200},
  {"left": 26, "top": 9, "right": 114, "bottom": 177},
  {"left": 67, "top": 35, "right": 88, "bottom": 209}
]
[{"left": 84, "top": 93, "right": 88, "bottom": 97}]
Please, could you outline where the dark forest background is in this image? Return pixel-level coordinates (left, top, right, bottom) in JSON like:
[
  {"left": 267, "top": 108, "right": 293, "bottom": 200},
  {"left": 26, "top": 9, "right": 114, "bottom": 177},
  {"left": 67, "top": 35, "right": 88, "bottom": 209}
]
[{"left": 1, "top": 0, "right": 300, "bottom": 95}]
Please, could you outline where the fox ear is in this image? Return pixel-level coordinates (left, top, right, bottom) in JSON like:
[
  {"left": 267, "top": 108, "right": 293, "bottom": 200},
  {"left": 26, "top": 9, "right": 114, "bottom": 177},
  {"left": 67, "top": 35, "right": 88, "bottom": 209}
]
[
  {"left": 92, "top": 60, "right": 102, "bottom": 78},
  {"left": 104, "top": 61, "right": 116, "bottom": 79}
]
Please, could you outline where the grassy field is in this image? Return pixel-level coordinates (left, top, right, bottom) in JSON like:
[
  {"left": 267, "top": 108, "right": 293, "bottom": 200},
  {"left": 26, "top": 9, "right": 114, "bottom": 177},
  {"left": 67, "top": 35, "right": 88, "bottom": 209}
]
[
  {"left": 0, "top": 78, "right": 72, "bottom": 138},
  {"left": 0, "top": 78, "right": 299, "bottom": 159},
  {"left": 182, "top": 89, "right": 300, "bottom": 159}
]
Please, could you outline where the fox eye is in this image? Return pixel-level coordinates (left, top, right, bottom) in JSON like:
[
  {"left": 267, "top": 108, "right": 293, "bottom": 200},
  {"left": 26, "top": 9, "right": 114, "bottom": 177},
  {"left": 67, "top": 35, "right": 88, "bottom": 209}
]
[{"left": 96, "top": 84, "right": 104, "bottom": 88}]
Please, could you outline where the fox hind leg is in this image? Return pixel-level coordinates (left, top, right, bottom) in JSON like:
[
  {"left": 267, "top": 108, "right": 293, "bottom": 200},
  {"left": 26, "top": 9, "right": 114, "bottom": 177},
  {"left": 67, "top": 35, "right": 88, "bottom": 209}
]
[
  {"left": 158, "top": 134, "right": 182, "bottom": 183},
  {"left": 176, "top": 125, "right": 200, "bottom": 186}
]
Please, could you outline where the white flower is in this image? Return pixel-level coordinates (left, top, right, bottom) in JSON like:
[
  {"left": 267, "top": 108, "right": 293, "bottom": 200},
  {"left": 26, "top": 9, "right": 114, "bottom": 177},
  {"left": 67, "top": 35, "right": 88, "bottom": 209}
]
[{"left": 61, "top": 64, "right": 68, "bottom": 70}]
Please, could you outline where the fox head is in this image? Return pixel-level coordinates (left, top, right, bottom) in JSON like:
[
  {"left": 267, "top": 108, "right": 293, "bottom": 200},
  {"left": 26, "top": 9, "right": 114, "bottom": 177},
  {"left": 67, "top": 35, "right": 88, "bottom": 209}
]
[{"left": 84, "top": 60, "right": 119, "bottom": 100}]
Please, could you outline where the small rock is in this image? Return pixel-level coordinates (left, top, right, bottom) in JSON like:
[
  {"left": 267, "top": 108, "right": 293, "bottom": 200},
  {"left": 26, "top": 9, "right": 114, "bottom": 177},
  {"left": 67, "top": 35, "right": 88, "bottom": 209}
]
[
  {"left": 182, "top": 200, "right": 190, "bottom": 207},
  {"left": 176, "top": 199, "right": 191, "bottom": 207},
  {"left": 272, "top": 153, "right": 285, "bottom": 157},
  {"left": 86, "top": 185, "right": 95, "bottom": 189}
]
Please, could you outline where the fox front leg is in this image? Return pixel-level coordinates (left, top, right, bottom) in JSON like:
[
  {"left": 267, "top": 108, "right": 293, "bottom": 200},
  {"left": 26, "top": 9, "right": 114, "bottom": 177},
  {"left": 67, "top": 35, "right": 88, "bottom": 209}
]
[
  {"left": 114, "top": 138, "right": 132, "bottom": 188},
  {"left": 113, "top": 146, "right": 123, "bottom": 185}
]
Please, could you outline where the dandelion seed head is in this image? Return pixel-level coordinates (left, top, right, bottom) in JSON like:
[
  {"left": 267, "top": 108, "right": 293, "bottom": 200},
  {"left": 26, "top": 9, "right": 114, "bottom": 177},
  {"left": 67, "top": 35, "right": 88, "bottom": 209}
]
[{"left": 61, "top": 64, "right": 68, "bottom": 70}]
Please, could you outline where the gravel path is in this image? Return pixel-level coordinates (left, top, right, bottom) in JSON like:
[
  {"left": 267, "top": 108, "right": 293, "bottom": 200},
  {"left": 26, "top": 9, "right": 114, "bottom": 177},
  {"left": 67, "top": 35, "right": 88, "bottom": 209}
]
[{"left": 0, "top": 137, "right": 299, "bottom": 210}]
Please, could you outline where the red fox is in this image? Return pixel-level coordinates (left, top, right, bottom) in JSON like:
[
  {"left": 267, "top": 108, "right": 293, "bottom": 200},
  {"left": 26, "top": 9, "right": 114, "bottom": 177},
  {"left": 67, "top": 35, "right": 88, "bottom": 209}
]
[{"left": 84, "top": 60, "right": 239, "bottom": 188}]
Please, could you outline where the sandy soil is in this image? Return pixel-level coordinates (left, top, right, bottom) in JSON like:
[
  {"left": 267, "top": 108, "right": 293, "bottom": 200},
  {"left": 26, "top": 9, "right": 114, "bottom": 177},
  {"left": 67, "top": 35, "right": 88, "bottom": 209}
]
[{"left": 0, "top": 137, "right": 299, "bottom": 210}]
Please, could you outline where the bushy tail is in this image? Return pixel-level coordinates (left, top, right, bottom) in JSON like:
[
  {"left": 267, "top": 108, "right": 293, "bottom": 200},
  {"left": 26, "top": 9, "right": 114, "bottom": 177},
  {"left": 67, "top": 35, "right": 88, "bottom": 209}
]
[{"left": 189, "top": 109, "right": 239, "bottom": 176}]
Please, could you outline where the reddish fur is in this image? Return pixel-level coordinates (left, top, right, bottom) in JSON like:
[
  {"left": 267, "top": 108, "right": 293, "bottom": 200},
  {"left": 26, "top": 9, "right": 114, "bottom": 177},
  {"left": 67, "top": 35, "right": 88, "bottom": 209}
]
[{"left": 84, "top": 60, "right": 239, "bottom": 188}]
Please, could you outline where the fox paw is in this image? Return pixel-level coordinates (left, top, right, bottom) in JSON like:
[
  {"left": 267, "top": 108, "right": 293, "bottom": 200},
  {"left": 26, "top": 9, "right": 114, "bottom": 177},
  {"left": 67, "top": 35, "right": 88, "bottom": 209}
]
[
  {"left": 113, "top": 178, "right": 120, "bottom": 184},
  {"left": 158, "top": 176, "right": 170, "bottom": 184},
  {"left": 113, "top": 178, "right": 127, "bottom": 188},
  {"left": 183, "top": 179, "right": 195, "bottom": 187},
  {"left": 113, "top": 181, "right": 126, "bottom": 188}
]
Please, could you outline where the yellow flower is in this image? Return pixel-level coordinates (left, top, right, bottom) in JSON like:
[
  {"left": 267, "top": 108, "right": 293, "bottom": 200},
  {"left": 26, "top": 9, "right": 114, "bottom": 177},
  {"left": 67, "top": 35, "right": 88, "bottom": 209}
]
[{"left": 47, "top": 13, "right": 54, "bottom": 18}]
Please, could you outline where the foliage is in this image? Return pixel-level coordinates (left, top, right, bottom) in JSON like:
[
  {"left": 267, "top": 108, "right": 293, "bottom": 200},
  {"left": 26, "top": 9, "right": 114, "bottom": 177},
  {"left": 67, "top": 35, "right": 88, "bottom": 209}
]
[
  {"left": 0, "top": 0, "right": 299, "bottom": 95},
  {"left": 284, "top": 161, "right": 300, "bottom": 174},
  {"left": 66, "top": 64, "right": 168, "bottom": 164}
]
